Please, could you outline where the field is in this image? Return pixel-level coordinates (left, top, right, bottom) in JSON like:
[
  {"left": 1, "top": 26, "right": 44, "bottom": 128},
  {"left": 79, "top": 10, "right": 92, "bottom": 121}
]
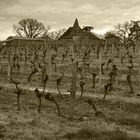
[
  {"left": 0, "top": 78, "right": 140, "bottom": 140},
  {"left": 0, "top": 41, "right": 140, "bottom": 139}
]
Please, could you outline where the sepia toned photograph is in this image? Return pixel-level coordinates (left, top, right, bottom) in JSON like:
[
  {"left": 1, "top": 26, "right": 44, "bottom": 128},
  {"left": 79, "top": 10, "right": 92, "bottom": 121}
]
[{"left": 0, "top": 0, "right": 140, "bottom": 139}]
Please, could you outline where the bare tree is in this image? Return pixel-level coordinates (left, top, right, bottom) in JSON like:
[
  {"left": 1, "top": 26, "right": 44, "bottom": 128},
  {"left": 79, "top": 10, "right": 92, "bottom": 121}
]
[
  {"left": 48, "top": 28, "right": 66, "bottom": 40},
  {"left": 114, "top": 21, "right": 131, "bottom": 42},
  {"left": 13, "top": 18, "right": 50, "bottom": 38},
  {"left": 105, "top": 22, "right": 131, "bottom": 55}
]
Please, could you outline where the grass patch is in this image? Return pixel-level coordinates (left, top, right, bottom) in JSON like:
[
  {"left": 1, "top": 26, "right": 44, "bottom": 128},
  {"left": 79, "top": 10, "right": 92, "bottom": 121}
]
[
  {"left": 0, "top": 87, "right": 140, "bottom": 139},
  {"left": 117, "top": 117, "right": 140, "bottom": 129},
  {"left": 62, "top": 128, "right": 140, "bottom": 140}
]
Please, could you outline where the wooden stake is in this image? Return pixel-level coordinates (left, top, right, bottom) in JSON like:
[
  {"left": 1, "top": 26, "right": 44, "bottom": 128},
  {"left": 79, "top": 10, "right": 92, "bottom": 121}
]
[
  {"left": 98, "top": 47, "right": 102, "bottom": 89},
  {"left": 137, "top": 39, "right": 140, "bottom": 75},
  {"left": 111, "top": 43, "right": 114, "bottom": 65},
  {"left": 7, "top": 43, "right": 11, "bottom": 81},
  {"left": 45, "top": 40, "right": 52, "bottom": 77}
]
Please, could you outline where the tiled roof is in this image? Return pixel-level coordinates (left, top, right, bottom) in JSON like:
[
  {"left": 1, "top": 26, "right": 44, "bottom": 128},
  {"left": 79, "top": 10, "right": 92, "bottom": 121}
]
[
  {"left": 59, "top": 19, "right": 103, "bottom": 41},
  {"left": 59, "top": 27, "right": 73, "bottom": 40},
  {"left": 73, "top": 18, "right": 80, "bottom": 28},
  {"left": 83, "top": 32, "right": 103, "bottom": 40},
  {"left": 105, "top": 34, "right": 121, "bottom": 40},
  {"left": 5, "top": 36, "right": 51, "bottom": 42}
]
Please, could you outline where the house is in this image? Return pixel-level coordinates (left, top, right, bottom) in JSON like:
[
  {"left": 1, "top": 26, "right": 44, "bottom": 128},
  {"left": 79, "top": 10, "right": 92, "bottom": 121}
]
[
  {"left": 105, "top": 33, "right": 122, "bottom": 46},
  {"left": 104, "top": 33, "right": 122, "bottom": 55},
  {"left": 58, "top": 18, "right": 104, "bottom": 47},
  {"left": 1, "top": 36, "right": 52, "bottom": 50}
]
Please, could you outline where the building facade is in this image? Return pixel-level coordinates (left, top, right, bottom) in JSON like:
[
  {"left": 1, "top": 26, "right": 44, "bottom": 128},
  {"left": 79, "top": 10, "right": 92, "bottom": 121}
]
[{"left": 59, "top": 19, "right": 105, "bottom": 47}]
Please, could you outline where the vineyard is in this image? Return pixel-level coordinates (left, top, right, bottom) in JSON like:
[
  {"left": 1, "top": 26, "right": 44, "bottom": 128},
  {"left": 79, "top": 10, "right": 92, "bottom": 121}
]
[
  {"left": 0, "top": 37, "right": 140, "bottom": 94},
  {"left": 0, "top": 36, "right": 140, "bottom": 140}
]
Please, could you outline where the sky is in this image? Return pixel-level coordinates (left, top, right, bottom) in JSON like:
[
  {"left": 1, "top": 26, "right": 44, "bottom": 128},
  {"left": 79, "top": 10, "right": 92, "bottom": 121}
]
[{"left": 0, "top": 0, "right": 140, "bottom": 40}]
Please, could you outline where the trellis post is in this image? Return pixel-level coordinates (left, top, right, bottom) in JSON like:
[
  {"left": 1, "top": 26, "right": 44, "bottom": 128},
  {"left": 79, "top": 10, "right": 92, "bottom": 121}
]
[
  {"left": 70, "top": 43, "right": 77, "bottom": 98},
  {"left": 98, "top": 46, "right": 102, "bottom": 90},
  {"left": 7, "top": 42, "right": 11, "bottom": 80},
  {"left": 137, "top": 38, "right": 140, "bottom": 75},
  {"left": 45, "top": 40, "right": 52, "bottom": 77}
]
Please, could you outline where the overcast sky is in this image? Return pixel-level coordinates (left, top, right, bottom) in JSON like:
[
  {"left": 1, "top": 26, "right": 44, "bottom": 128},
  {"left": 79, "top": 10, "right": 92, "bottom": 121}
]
[{"left": 0, "top": 0, "right": 140, "bottom": 40}]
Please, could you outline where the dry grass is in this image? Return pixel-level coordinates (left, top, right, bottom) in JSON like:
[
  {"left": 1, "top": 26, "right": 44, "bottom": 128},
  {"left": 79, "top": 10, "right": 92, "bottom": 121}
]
[
  {"left": 61, "top": 128, "right": 139, "bottom": 140},
  {"left": 0, "top": 87, "right": 140, "bottom": 140}
]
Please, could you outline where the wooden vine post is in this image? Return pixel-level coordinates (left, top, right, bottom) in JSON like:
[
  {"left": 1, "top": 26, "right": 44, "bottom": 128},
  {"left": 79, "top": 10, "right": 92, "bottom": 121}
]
[
  {"left": 104, "top": 39, "right": 107, "bottom": 59},
  {"left": 0, "top": 42, "right": 3, "bottom": 71},
  {"left": 7, "top": 42, "right": 11, "bottom": 81},
  {"left": 70, "top": 44, "right": 77, "bottom": 98},
  {"left": 98, "top": 46, "right": 102, "bottom": 90},
  {"left": 120, "top": 44, "right": 123, "bottom": 70},
  {"left": 111, "top": 42, "right": 115, "bottom": 65},
  {"left": 70, "top": 63, "right": 77, "bottom": 98},
  {"left": 49, "top": 43, "right": 52, "bottom": 77},
  {"left": 137, "top": 37, "right": 140, "bottom": 79},
  {"left": 24, "top": 43, "right": 27, "bottom": 65},
  {"left": 45, "top": 40, "right": 52, "bottom": 77}
]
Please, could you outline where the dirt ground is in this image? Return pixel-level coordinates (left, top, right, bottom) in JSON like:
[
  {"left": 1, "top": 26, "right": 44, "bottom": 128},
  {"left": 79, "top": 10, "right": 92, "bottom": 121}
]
[{"left": 0, "top": 83, "right": 140, "bottom": 140}]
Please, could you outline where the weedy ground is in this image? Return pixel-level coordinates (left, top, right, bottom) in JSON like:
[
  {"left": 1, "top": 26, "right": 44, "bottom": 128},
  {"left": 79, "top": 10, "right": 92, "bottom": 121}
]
[{"left": 0, "top": 86, "right": 140, "bottom": 140}]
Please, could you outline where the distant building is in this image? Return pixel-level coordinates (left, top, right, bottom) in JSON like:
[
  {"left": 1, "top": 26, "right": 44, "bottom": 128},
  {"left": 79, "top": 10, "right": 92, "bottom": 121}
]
[
  {"left": 104, "top": 33, "right": 122, "bottom": 53},
  {"left": 59, "top": 18, "right": 104, "bottom": 47},
  {"left": 1, "top": 36, "right": 52, "bottom": 51},
  {"left": 105, "top": 33, "right": 122, "bottom": 46}
]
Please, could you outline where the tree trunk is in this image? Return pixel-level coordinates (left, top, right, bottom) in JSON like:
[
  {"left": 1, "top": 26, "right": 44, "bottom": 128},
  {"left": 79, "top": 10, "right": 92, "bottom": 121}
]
[
  {"left": 17, "top": 94, "right": 20, "bottom": 111},
  {"left": 57, "top": 84, "right": 63, "bottom": 98},
  {"left": 92, "top": 73, "right": 96, "bottom": 88},
  {"left": 80, "top": 87, "right": 84, "bottom": 98},
  {"left": 54, "top": 100, "right": 61, "bottom": 116},
  {"left": 38, "top": 97, "right": 41, "bottom": 113}
]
